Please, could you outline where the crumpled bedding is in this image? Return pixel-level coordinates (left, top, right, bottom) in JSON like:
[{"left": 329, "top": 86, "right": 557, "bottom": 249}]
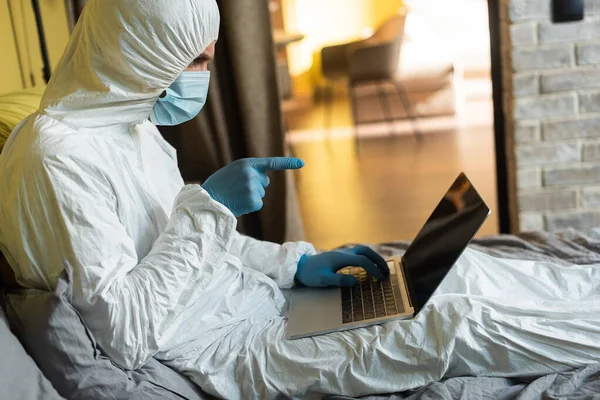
[
  {"left": 332, "top": 228, "right": 600, "bottom": 400},
  {"left": 153, "top": 227, "right": 600, "bottom": 399},
  {"left": 3, "top": 229, "right": 600, "bottom": 399}
]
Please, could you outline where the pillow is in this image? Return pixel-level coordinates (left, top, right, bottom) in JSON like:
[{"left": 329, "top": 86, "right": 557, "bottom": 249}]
[
  {"left": 0, "top": 87, "right": 45, "bottom": 152},
  {"left": 4, "top": 273, "right": 212, "bottom": 400},
  {"left": 0, "top": 304, "right": 63, "bottom": 399}
]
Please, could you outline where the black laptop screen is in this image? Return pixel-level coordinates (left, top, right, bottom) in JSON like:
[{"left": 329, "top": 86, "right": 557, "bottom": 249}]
[{"left": 401, "top": 173, "right": 490, "bottom": 314}]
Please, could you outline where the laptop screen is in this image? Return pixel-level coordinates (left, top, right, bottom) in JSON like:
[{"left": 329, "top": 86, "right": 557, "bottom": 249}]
[{"left": 401, "top": 173, "right": 490, "bottom": 314}]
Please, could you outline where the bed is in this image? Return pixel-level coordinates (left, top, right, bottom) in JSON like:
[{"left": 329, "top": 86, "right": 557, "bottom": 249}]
[{"left": 2, "top": 229, "right": 600, "bottom": 399}]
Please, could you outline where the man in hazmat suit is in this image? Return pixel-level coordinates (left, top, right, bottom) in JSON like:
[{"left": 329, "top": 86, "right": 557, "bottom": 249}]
[{"left": 2, "top": 1, "right": 600, "bottom": 399}]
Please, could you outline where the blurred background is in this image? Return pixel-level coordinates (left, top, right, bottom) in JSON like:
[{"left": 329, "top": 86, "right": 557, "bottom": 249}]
[
  {"left": 0, "top": 0, "right": 498, "bottom": 250},
  {"left": 272, "top": 0, "right": 498, "bottom": 248}
]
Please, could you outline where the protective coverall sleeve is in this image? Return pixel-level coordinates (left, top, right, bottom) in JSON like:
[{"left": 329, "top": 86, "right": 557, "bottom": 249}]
[
  {"left": 29, "top": 155, "right": 237, "bottom": 371},
  {"left": 228, "top": 231, "right": 316, "bottom": 288}
]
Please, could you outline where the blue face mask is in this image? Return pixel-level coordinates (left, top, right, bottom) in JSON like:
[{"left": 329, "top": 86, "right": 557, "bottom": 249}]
[{"left": 150, "top": 71, "right": 210, "bottom": 126}]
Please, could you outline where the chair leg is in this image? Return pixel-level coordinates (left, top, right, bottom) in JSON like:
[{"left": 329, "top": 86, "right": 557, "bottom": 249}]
[
  {"left": 376, "top": 82, "right": 395, "bottom": 136},
  {"left": 349, "top": 83, "right": 361, "bottom": 156},
  {"left": 315, "top": 83, "right": 325, "bottom": 103},
  {"left": 323, "top": 84, "right": 334, "bottom": 138},
  {"left": 393, "top": 81, "right": 422, "bottom": 142}
]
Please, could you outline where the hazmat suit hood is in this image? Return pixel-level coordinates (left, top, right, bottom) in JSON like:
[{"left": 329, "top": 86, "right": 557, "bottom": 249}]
[{"left": 40, "top": 0, "right": 220, "bottom": 130}]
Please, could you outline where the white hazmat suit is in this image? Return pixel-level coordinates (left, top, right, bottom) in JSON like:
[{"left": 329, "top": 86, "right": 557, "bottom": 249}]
[{"left": 1, "top": 1, "right": 600, "bottom": 399}]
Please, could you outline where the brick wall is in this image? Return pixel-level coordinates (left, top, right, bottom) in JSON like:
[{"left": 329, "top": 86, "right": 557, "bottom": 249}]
[{"left": 502, "top": 0, "right": 600, "bottom": 231}]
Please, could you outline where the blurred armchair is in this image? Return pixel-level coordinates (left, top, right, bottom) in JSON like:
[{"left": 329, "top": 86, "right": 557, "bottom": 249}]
[{"left": 320, "top": 8, "right": 420, "bottom": 138}]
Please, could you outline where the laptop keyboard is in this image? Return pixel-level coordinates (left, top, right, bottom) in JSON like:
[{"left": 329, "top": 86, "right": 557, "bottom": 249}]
[{"left": 339, "top": 267, "right": 400, "bottom": 324}]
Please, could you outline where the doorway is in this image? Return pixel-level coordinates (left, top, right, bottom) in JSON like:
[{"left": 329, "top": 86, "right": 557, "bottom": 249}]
[{"left": 272, "top": 0, "right": 507, "bottom": 249}]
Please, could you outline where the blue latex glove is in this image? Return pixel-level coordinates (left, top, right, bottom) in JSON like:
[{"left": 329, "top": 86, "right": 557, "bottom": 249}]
[
  {"left": 202, "top": 157, "right": 304, "bottom": 217},
  {"left": 295, "top": 246, "right": 390, "bottom": 287}
]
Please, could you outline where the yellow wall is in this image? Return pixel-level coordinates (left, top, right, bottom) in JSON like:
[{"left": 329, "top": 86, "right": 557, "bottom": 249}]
[
  {"left": 282, "top": 0, "right": 403, "bottom": 97},
  {"left": 0, "top": 2, "right": 24, "bottom": 94},
  {"left": 1, "top": 0, "right": 70, "bottom": 94},
  {"left": 40, "top": 0, "right": 72, "bottom": 71},
  {"left": 370, "top": 0, "right": 404, "bottom": 28}
]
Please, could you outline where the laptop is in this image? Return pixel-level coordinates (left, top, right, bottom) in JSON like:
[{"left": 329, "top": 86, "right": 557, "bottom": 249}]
[{"left": 287, "top": 172, "right": 491, "bottom": 339}]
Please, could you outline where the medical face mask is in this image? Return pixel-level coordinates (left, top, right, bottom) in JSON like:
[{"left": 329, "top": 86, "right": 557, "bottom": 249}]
[{"left": 150, "top": 71, "right": 210, "bottom": 126}]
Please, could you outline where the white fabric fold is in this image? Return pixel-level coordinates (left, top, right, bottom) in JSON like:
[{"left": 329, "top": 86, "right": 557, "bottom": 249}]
[{"left": 229, "top": 231, "right": 317, "bottom": 289}]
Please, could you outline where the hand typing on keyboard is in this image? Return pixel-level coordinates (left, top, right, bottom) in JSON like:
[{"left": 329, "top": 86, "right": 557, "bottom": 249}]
[
  {"left": 295, "top": 246, "right": 390, "bottom": 288},
  {"left": 340, "top": 268, "right": 399, "bottom": 323}
]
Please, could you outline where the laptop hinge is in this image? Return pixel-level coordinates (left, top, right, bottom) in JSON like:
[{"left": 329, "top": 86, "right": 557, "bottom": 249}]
[{"left": 400, "top": 258, "right": 413, "bottom": 308}]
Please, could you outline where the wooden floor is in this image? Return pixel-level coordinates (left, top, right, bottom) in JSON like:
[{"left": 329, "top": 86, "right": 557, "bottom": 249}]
[{"left": 287, "top": 89, "right": 498, "bottom": 250}]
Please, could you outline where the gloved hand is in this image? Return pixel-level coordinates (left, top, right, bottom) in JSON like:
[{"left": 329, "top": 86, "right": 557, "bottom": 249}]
[
  {"left": 202, "top": 157, "right": 304, "bottom": 217},
  {"left": 295, "top": 246, "right": 390, "bottom": 287}
]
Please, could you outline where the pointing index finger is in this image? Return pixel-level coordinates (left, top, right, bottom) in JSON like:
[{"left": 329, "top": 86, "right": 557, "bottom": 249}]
[{"left": 250, "top": 157, "right": 305, "bottom": 172}]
